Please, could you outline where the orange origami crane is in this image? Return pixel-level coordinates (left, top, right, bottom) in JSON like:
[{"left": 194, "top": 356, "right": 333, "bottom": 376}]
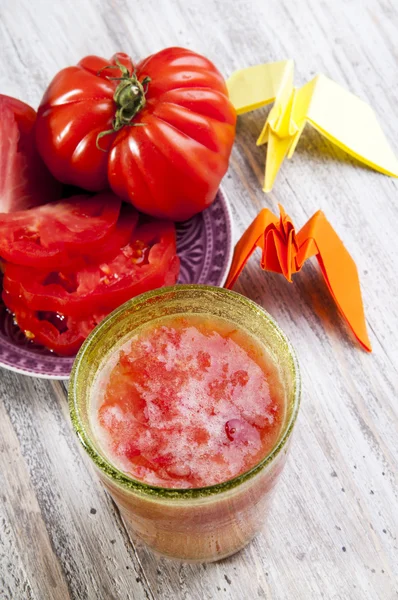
[{"left": 225, "top": 205, "right": 372, "bottom": 352}]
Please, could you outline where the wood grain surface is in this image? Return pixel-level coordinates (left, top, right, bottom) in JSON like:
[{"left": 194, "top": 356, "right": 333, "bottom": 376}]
[{"left": 0, "top": 0, "right": 397, "bottom": 598}]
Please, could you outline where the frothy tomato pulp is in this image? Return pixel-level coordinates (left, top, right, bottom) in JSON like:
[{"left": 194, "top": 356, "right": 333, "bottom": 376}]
[{"left": 91, "top": 315, "right": 286, "bottom": 489}]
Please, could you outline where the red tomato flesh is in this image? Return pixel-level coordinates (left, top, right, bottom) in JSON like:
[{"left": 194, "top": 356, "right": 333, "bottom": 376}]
[
  {"left": 2, "top": 291, "right": 106, "bottom": 356},
  {"left": 0, "top": 191, "right": 122, "bottom": 269},
  {"left": 3, "top": 219, "right": 179, "bottom": 318}
]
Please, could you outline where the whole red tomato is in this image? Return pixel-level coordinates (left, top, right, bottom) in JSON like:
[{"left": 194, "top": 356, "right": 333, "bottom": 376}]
[{"left": 36, "top": 47, "right": 236, "bottom": 221}]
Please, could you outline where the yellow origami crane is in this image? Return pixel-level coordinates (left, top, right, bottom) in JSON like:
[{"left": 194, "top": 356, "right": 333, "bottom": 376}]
[{"left": 227, "top": 60, "right": 398, "bottom": 192}]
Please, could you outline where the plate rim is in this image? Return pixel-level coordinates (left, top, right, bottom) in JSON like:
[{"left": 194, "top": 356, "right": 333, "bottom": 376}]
[
  {"left": 216, "top": 186, "right": 234, "bottom": 288},
  {"left": 0, "top": 187, "right": 234, "bottom": 380}
]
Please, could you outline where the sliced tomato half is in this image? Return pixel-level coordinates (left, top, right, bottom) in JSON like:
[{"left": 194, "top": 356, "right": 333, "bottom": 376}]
[
  {"left": 0, "top": 94, "right": 62, "bottom": 213},
  {"left": 0, "top": 191, "right": 122, "bottom": 269},
  {"left": 4, "top": 219, "right": 180, "bottom": 317},
  {"left": 2, "top": 291, "right": 106, "bottom": 356}
]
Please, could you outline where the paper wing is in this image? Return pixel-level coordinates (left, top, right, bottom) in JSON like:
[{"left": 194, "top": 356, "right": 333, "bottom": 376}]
[
  {"left": 291, "top": 74, "right": 398, "bottom": 176},
  {"left": 296, "top": 211, "right": 372, "bottom": 352},
  {"left": 225, "top": 209, "right": 281, "bottom": 288},
  {"left": 226, "top": 60, "right": 293, "bottom": 115}
]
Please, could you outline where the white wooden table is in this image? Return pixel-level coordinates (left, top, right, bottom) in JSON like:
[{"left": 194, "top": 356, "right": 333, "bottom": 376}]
[{"left": 0, "top": 1, "right": 397, "bottom": 598}]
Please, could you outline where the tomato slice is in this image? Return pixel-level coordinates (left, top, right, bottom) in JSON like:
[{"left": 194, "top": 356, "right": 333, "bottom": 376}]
[
  {"left": 4, "top": 219, "right": 180, "bottom": 317},
  {"left": 0, "top": 191, "right": 122, "bottom": 269},
  {"left": 2, "top": 291, "right": 106, "bottom": 356},
  {"left": 85, "top": 204, "right": 139, "bottom": 264},
  {"left": 3, "top": 204, "right": 139, "bottom": 289},
  {"left": 0, "top": 94, "right": 62, "bottom": 213}
]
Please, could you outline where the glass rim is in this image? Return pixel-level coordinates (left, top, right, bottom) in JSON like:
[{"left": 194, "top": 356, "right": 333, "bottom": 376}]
[{"left": 69, "top": 284, "right": 301, "bottom": 500}]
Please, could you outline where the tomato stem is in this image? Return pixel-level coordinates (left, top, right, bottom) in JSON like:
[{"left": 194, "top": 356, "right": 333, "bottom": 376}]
[{"left": 96, "top": 59, "right": 151, "bottom": 151}]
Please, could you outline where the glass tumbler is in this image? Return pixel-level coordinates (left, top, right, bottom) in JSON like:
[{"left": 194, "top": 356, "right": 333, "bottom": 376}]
[{"left": 69, "top": 285, "right": 300, "bottom": 562}]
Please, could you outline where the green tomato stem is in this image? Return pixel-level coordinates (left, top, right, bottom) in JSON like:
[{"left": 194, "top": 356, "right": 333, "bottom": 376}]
[{"left": 96, "top": 59, "right": 151, "bottom": 151}]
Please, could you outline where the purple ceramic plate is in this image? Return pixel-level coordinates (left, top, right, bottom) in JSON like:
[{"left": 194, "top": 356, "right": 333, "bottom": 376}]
[{"left": 0, "top": 188, "right": 233, "bottom": 379}]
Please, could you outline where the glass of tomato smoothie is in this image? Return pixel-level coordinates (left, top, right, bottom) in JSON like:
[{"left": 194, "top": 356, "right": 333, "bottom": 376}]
[{"left": 69, "top": 285, "right": 300, "bottom": 562}]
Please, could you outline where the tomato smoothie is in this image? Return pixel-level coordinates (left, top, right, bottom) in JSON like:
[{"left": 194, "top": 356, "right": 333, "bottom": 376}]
[
  {"left": 91, "top": 315, "right": 285, "bottom": 489},
  {"left": 70, "top": 285, "right": 300, "bottom": 561}
]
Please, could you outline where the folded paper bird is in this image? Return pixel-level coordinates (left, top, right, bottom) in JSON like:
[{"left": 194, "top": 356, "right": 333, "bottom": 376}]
[
  {"left": 227, "top": 60, "right": 398, "bottom": 192},
  {"left": 225, "top": 205, "right": 372, "bottom": 352}
]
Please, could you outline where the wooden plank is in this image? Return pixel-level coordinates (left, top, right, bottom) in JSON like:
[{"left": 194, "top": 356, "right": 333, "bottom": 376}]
[
  {"left": 0, "top": 396, "right": 69, "bottom": 600},
  {"left": 0, "top": 372, "right": 153, "bottom": 600}
]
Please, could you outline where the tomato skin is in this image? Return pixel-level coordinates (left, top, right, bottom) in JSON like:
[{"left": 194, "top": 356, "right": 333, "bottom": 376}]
[
  {"left": 36, "top": 48, "right": 236, "bottom": 221},
  {"left": 4, "top": 219, "right": 179, "bottom": 317},
  {"left": 0, "top": 95, "right": 62, "bottom": 213}
]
